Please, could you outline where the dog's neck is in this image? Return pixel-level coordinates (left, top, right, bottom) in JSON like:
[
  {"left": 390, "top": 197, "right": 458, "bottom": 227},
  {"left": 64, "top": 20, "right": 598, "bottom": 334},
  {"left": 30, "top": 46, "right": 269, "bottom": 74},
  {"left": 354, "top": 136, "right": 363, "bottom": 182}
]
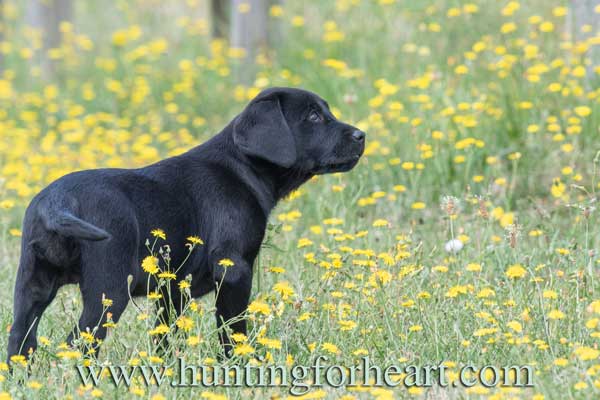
[
  {"left": 233, "top": 151, "right": 314, "bottom": 215},
  {"left": 249, "top": 160, "right": 314, "bottom": 205},
  {"left": 184, "top": 125, "right": 313, "bottom": 216}
]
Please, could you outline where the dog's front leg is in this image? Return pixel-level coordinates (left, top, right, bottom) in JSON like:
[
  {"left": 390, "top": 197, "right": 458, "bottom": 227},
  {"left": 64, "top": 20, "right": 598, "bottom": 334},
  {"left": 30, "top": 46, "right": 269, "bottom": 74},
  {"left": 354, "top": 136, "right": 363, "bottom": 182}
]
[{"left": 211, "top": 254, "right": 252, "bottom": 358}]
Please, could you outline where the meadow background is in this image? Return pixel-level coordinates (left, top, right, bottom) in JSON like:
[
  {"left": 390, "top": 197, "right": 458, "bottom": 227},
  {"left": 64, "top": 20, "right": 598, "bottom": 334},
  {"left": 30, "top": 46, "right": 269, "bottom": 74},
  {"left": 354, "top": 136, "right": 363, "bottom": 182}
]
[{"left": 0, "top": 0, "right": 600, "bottom": 398}]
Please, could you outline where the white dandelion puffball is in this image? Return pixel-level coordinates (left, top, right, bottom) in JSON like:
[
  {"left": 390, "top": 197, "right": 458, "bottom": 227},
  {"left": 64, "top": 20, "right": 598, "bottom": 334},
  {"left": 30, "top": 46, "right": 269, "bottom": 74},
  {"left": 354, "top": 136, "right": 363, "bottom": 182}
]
[{"left": 445, "top": 239, "right": 464, "bottom": 253}]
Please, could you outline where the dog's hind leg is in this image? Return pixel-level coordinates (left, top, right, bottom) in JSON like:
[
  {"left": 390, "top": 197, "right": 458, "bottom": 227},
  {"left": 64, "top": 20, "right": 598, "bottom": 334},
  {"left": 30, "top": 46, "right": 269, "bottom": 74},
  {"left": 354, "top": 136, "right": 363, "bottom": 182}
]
[
  {"left": 66, "top": 248, "right": 131, "bottom": 357},
  {"left": 67, "top": 282, "right": 129, "bottom": 357},
  {"left": 7, "top": 251, "right": 60, "bottom": 363}
]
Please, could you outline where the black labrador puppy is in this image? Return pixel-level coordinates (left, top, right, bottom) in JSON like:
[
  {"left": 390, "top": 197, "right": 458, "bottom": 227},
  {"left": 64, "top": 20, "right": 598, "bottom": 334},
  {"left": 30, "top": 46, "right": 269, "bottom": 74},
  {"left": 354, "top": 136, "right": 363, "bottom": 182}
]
[{"left": 6, "top": 87, "right": 365, "bottom": 361}]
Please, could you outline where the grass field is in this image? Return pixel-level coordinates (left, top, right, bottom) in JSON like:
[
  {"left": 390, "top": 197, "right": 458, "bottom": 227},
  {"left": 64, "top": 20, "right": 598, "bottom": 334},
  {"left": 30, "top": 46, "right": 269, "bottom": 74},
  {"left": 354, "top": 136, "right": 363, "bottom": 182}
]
[{"left": 1, "top": 0, "right": 600, "bottom": 398}]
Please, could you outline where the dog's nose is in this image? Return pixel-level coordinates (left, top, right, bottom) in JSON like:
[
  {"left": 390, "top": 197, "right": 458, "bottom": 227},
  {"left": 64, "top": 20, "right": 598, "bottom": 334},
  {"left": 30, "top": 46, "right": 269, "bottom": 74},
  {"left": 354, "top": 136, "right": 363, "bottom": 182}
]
[{"left": 352, "top": 130, "right": 366, "bottom": 142}]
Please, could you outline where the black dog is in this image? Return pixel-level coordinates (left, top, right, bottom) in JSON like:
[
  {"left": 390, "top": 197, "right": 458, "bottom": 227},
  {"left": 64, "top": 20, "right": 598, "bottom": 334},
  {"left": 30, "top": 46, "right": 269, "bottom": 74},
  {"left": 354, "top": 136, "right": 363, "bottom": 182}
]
[{"left": 6, "top": 87, "right": 365, "bottom": 361}]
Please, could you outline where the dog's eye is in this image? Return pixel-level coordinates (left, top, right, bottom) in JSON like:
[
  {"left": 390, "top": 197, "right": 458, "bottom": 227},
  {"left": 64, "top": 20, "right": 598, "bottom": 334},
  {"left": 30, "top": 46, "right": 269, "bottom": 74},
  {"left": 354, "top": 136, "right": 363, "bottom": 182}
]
[{"left": 308, "top": 110, "right": 323, "bottom": 123}]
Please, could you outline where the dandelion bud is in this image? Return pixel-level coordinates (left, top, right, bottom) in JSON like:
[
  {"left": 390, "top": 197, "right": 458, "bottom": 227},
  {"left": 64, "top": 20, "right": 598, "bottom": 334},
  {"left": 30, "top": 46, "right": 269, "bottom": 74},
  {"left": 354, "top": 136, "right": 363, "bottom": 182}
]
[
  {"left": 505, "top": 223, "right": 522, "bottom": 249},
  {"left": 582, "top": 205, "right": 595, "bottom": 219},
  {"left": 477, "top": 196, "right": 489, "bottom": 219},
  {"left": 440, "top": 195, "right": 460, "bottom": 216},
  {"left": 294, "top": 300, "right": 302, "bottom": 310}
]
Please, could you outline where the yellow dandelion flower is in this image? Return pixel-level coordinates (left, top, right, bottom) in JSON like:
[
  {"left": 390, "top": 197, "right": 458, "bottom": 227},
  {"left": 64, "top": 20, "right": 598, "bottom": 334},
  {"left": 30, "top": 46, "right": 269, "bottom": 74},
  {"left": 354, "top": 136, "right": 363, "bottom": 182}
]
[
  {"left": 372, "top": 219, "right": 389, "bottom": 227},
  {"left": 257, "top": 337, "right": 282, "bottom": 349},
  {"left": 291, "top": 15, "right": 304, "bottom": 27},
  {"left": 322, "top": 342, "right": 339, "bottom": 354},
  {"left": 273, "top": 281, "right": 295, "bottom": 299},
  {"left": 56, "top": 350, "right": 82, "bottom": 360},
  {"left": 466, "top": 263, "right": 482, "bottom": 272},
  {"left": 505, "top": 264, "right": 527, "bottom": 279},
  {"left": 548, "top": 309, "right": 565, "bottom": 320},
  {"left": 81, "top": 332, "right": 95, "bottom": 343},
  {"left": 248, "top": 300, "right": 270, "bottom": 315},
  {"left": 411, "top": 201, "right": 426, "bottom": 210},
  {"left": 551, "top": 178, "right": 566, "bottom": 198},
  {"left": 151, "top": 229, "right": 166, "bottom": 240},
  {"left": 141, "top": 256, "right": 159, "bottom": 274},
  {"left": 454, "top": 65, "right": 469, "bottom": 75},
  {"left": 231, "top": 332, "right": 248, "bottom": 343},
  {"left": 233, "top": 343, "right": 254, "bottom": 356},
  {"left": 539, "top": 21, "right": 554, "bottom": 32},
  {"left": 218, "top": 258, "right": 235, "bottom": 268},
  {"left": 554, "top": 358, "right": 568, "bottom": 367},
  {"left": 0, "top": 200, "right": 14, "bottom": 209},
  {"left": 10, "top": 355, "right": 26, "bottom": 367},
  {"left": 187, "top": 335, "right": 202, "bottom": 346},
  {"left": 187, "top": 236, "right": 204, "bottom": 245},
  {"left": 500, "top": 22, "right": 517, "bottom": 34},
  {"left": 27, "top": 380, "right": 42, "bottom": 390},
  {"left": 507, "top": 321, "right": 522, "bottom": 333},
  {"left": 269, "top": 5, "right": 284, "bottom": 17},
  {"left": 147, "top": 291, "right": 162, "bottom": 300},
  {"left": 574, "top": 106, "right": 591, "bottom": 117},
  {"left": 157, "top": 271, "right": 176, "bottom": 280},
  {"left": 148, "top": 324, "right": 169, "bottom": 336},
  {"left": 338, "top": 320, "right": 357, "bottom": 331},
  {"left": 175, "top": 316, "right": 194, "bottom": 332},
  {"left": 297, "top": 237, "right": 313, "bottom": 248},
  {"left": 573, "top": 346, "right": 600, "bottom": 361}
]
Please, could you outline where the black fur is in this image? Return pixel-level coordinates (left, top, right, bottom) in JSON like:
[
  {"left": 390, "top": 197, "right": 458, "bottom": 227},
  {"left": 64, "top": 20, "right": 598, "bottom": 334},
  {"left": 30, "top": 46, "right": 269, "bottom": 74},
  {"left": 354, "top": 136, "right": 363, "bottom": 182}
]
[{"left": 6, "top": 87, "right": 365, "bottom": 361}]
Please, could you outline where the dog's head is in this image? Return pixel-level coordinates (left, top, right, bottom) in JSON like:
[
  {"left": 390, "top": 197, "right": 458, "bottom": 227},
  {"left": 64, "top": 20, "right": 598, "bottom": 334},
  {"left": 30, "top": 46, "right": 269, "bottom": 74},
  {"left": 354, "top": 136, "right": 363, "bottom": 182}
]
[{"left": 233, "top": 87, "right": 365, "bottom": 174}]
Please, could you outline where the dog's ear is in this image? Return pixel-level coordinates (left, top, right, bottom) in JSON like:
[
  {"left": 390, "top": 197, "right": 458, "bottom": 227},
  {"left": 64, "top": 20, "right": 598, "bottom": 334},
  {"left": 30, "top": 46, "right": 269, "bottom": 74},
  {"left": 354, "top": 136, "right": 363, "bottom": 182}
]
[{"left": 233, "top": 96, "right": 297, "bottom": 168}]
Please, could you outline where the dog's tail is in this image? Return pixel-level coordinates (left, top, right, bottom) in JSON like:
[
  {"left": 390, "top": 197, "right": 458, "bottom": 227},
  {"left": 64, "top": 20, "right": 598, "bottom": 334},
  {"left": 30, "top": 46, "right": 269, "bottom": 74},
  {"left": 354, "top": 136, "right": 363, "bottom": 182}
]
[
  {"left": 25, "top": 194, "right": 112, "bottom": 267},
  {"left": 42, "top": 211, "right": 111, "bottom": 241},
  {"left": 28, "top": 205, "right": 111, "bottom": 267}
]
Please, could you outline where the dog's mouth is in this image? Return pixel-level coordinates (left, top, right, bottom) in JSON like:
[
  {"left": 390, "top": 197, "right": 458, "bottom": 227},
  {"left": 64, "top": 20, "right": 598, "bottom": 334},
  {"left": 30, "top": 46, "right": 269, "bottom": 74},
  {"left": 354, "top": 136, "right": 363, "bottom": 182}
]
[{"left": 312, "top": 154, "right": 361, "bottom": 174}]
